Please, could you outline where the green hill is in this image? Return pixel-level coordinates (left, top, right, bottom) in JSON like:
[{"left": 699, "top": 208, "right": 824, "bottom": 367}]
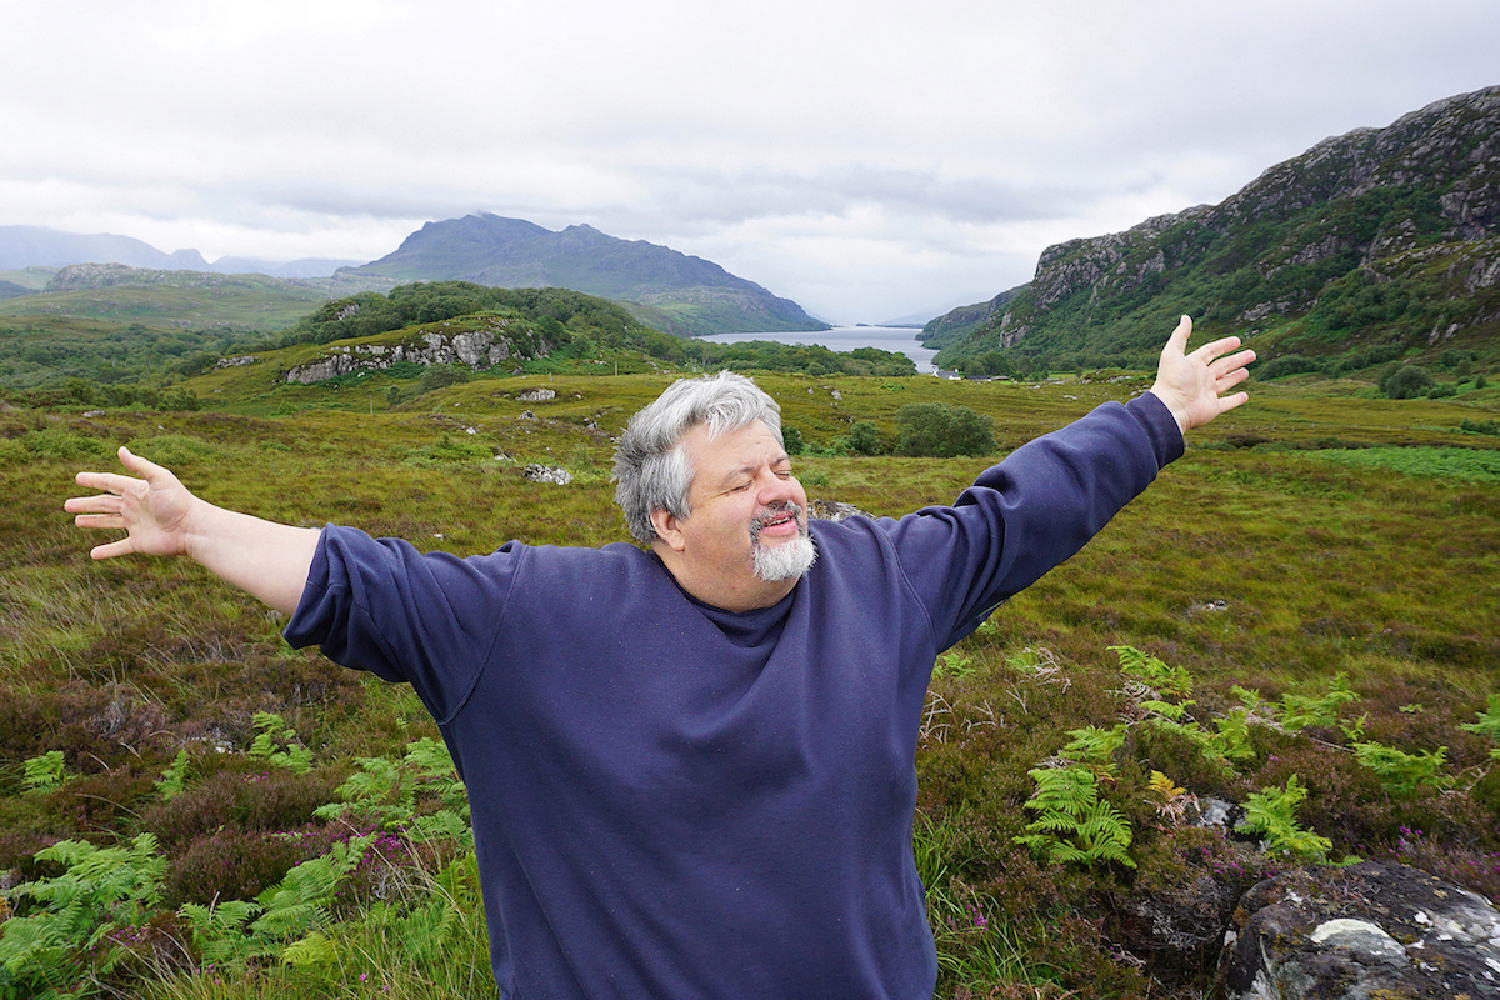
[
  {"left": 927, "top": 85, "right": 1500, "bottom": 375},
  {"left": 347, "top": 213, "right": 827, "bottom": 337},
  {"left": 0, "top": 263, "right": 399, "bottom": 331}
]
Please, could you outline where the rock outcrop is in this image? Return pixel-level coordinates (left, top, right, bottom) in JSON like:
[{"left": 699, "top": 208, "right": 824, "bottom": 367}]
[
  {"left": 281, "top": 321, "right": 548, "bottom": 384},
  {"left": 1220, "top": 861, "right": 1500, "bottom": 1000}
]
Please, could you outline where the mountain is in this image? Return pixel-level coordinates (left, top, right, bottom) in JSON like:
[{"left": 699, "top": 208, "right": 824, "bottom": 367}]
[
  {"left": 344, "top": 213, "right": 827, "bottom": 337},
  {"left": 0, "top": 226, "right": 210, "bottom": 271},
  {"left": 207, "top": 257, "right": 367, "bottom": 278},
  {"left": 0, "top": 226, "right": 364, "bottom": 279},
  {"left": 924, "top": 85, "right": 1500, "bottom": 372}
]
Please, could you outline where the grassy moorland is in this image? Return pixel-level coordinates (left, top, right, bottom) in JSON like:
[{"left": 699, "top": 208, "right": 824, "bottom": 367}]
[{"left": 0, "top": 367, "right": 1498, "bottom": 999}]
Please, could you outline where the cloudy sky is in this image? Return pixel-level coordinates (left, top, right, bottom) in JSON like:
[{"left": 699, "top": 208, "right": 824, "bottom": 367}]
[{"left": 2, "top": 0, "right": 1495, "bottom": 324}]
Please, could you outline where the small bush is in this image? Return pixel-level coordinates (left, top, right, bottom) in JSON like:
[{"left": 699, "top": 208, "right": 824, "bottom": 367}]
[
  {"left": 138, "top": 765, "right": 343, "bottom": 853},
  {"left": 418, "top": 363, "right": 471, "bottom": 392}
]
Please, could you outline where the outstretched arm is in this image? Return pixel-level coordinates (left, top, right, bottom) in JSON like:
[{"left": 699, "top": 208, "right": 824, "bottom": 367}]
[
  {"left": 1149, "top": 315, "right": 1255, "bottom": 434},
  {"left": 66, "top": 446, "right": 320, "bottom": 616}
]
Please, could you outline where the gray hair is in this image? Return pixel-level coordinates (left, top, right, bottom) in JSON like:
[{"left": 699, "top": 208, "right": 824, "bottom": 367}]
[{"left": 612, "top": 371, "right": 782, "bottom": 543}]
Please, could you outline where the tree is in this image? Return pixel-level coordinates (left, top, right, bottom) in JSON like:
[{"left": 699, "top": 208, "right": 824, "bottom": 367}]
[
  {"left": 895, "top": 402, "right": 995, "bottom": 457},
  {"left": 846, "top": 421, "right": 884, "bottom": 456}
]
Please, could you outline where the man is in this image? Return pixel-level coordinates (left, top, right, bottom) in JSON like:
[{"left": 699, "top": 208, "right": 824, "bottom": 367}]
[{"left": 68, "top": 316, "right": 1251, "bottom": 999}]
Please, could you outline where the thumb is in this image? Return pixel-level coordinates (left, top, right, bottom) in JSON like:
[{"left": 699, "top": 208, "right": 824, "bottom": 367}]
[
  {"left": 1165, "top": 315, "right": 1192, "bottom": 355},
  {"left": 116, "top": 445, "right": 174, "bottom": 486}
]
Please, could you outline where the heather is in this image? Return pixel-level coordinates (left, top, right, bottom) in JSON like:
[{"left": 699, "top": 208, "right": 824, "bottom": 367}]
[{"left": 0, "top": 368, "right": 1497, "bottom": 999}]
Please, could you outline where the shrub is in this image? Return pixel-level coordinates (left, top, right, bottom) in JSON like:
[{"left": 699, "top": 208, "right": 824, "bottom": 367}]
[
  {"left": 418, "top": 363, "right": 471, "bottom": 392},
  {"left": 22, "top": 427, "right": 109, "bottom": 459},
  {"left": 404, "top": 432, "right": 493, "bottom": 464},
  {"left": 896, "top": 402, "right": 995, "bottom": 457},
  {"left": 1379, "top": 365, "right": 1435, "bottom": 399},
  {"left": 161, "top": 825, "right": 343, "bottom": 907},
  {"left": 138, "top": 765, "right": 343, "bottom": 853},
  {"left": 1255, "top": 354, "right": 1323, "bottom": 380}
]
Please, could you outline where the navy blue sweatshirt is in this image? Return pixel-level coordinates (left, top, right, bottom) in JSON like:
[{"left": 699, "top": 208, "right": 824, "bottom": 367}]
[{"left": 285, "top": 394, "right": 1182, "bottom": 999}]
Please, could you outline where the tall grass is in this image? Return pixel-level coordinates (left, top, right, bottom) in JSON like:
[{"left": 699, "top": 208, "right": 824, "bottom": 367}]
[{"left": 1, "top": 374, "right": 1497, "bottom": 999}]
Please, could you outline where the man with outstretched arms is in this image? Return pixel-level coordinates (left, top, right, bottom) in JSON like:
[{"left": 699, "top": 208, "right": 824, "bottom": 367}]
[{"left": 68, "top": 317, "right": 1251, "bottom": 1000}]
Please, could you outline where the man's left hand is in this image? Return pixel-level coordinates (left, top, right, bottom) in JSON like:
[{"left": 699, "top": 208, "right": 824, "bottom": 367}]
[{"left": 1149, "top": 315, "right": 1255, "bottom": 434}]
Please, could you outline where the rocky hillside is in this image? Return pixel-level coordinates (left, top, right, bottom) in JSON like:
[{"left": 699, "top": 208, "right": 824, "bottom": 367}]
[
  {"left": 926, "top": 85, "right": 1500, "bottom": 373},
  {"left": 344, "top": 213, "right": 826, "bottom": 337}
]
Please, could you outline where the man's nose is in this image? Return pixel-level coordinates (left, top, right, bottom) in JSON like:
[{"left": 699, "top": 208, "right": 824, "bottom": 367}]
[{"left": 755, "top": 471, "right": 796, "bottom": 505}]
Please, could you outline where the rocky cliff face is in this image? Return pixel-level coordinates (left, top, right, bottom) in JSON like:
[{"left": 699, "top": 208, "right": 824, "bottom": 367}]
[
  {"left": 281, "top": 318, "right": 550, "bottom": 384},
  {"left": 931, "top": 85, "right": 1500, "bottom": 368}
]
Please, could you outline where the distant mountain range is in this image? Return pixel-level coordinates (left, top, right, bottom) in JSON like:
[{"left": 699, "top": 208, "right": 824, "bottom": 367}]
[
  {"left": 344, "top": 213, "right": 826, "bottom": 336},
  {"left": 0, "top": 216, "right": 826, "bottom": 336},
  {"left": 0, "top": 226, "right": 363, "bottom": 278},
  {"left": 923, "top": 84, "right": 1500, "bottom": 371}
]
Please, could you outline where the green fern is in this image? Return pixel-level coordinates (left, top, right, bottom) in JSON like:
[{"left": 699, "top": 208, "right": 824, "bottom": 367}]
[
  {"left": 180, "top": 833, "right": 375, "bottom": 971},
  {"left": 1458, "top": 694, "right": 1500, "bottom": 740},
  {"left": 1013, "top": 765, "right": 1136, "bottom": 869},
  {"left": 1351, "top": 741, "right": 1450, "bottom": 798},
  {"left": 155, "top": 747, "right": 191, "bottom": 801},
  {"left": 0, "top": 834, "right": 166, "bottom": 998},
  {"left": 1236, "top": 775, "right": 1331, "bottom": 861},
  {"left": 1206, "top": 709, "right": 1255, "bottom": 767},
  {"left": 1109, "top": 644, "right": 1191, "bottom": 698},
  {"left": 933, "top": 651, "right": 977, "bottom": 680},
  {"left": 248, "top": 711, "right": 314, "bottom": 774},
  {"left": 21, "top": 749, "right": 66, "bottom": 795},
  {"left": 315, "top": 737, "right": 472, "bottom": 847},
  {"left": 1060, "top": 725, "right": 1127, "bottom": 767},
  {"left": 1280, "top": 673, "right": 1358, "bottom": 730}
]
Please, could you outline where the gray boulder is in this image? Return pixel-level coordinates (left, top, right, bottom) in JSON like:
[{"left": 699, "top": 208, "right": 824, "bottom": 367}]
[
  {"left": 1221, "top": 860, "right": 1500, "bottom": 999},
  {"left": 808, "top": 499, "right": 872, "bottom": 521},
  {"left": 522, "top": 464, "right": 572, "bottom": 486}
]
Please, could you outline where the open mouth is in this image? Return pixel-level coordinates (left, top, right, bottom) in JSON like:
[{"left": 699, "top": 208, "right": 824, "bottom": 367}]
[{"left": 751, "top": 503, "right": 802, "bottom": 539}]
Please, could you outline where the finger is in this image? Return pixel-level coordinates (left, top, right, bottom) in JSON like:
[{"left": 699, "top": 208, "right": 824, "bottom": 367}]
[
  {"left": 1216, "top": 367, "right": 1251, "bottom": 392},
  {"left": 64, "top": 495, "right": 126, "bottom": 514},
  {"left": 90, "top": 538, "right": 137, "bottom": 561},
  {"left": 1216, "top": 391, "right": 1250, "bottom": 414},
  {"left": 1194, "top": 336, "right": 1243, "bottom": 363},
  {"left": 74, "top": 470, "right": 146, "bottom": 495},
  {"left": 73, "top": 513, "right": 128, "bottom": 530},
  {"left": 1209, "top": 349, "right": 1256, "bottom": 377}
]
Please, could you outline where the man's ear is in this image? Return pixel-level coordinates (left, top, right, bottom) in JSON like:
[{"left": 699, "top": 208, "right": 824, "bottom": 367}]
[{"left": 650, "top": 507, "right": 688, "bottom": 552}]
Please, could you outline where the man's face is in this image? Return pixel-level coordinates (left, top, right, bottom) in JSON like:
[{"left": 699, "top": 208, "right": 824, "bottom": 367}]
[{"left": 652, "top": 419, "right": 813, "bottom": 609}]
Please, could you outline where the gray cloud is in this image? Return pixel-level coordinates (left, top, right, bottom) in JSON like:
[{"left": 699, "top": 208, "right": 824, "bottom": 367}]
[{"left": 0, "top": 0, "right": 1495, "bottom": 321}]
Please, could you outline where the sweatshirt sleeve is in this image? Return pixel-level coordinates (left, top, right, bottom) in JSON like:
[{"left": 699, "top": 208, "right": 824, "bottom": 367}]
[
  {"left": 283, "top": 525, "right": 520, "bottom": 724},
  {"left": 888, "top": 392, "right": 1183, "bottom": 650}
]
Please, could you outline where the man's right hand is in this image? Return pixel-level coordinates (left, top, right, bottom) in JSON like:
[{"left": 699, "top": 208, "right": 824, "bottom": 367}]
[
  {"left": 67, "top": 446, "right": 199, "bottom": 560},
  {"left": 66, "top": 445, "right": 322, "bottom": 615}
]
